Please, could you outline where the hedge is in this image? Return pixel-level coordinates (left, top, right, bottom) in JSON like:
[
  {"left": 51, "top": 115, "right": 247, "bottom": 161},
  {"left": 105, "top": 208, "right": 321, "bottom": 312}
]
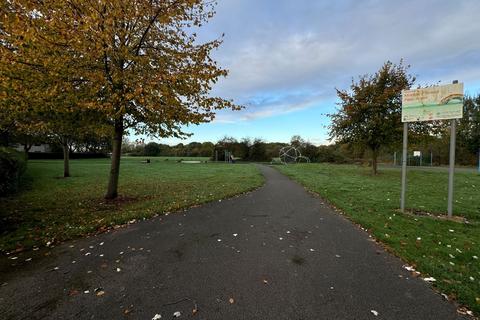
[
  {"left": 0, "top": 147, "right": 27, "bottom": 196},
  {"left": 27, "top": 152, "right": 108, "bottom": 159}
]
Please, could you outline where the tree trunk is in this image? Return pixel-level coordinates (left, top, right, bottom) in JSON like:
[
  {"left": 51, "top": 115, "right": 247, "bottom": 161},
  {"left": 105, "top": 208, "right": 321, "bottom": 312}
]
[
  {"left": 478, "top": 148, "right": 480, "bottom": 174},
  {"left": 23, "top": 143, "right": 32, "bottom": 159},
  {"left": 62, "top": 140, "right": 70, "bottom": 178},
  {"left": 105, "top": 118, "right": 123, "bottom": 199},
  {"left": 372, "top": 149, "right": 378, "bottom": 175}
]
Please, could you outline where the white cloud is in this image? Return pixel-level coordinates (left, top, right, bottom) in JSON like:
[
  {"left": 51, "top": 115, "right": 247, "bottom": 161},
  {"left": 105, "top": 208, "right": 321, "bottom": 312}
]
[
  {"left": 202, "top": 0, "right": 480, "bottom": 124},
  {"left": 213, "top": 91, "right": 329, "bottom": 123}
]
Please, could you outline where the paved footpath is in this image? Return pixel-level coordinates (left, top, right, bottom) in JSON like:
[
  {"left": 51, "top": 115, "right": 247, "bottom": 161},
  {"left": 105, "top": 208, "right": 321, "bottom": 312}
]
[{"left": 0, "top": 165, "right": 468, "bottom": 319}]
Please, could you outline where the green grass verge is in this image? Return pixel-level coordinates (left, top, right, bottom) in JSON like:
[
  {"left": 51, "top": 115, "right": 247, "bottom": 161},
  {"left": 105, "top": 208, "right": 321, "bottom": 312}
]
[
  {"left": 0, "top": 157, "right": 263, "bottom": 252},
  {"left": 277, "top": 163, "right": 480, "bottom": 314}
]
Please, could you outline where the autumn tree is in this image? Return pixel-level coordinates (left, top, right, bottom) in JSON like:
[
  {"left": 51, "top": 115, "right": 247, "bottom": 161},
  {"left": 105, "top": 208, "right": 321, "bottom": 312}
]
[
  {"left": 1, "top": 0, "right": 238, "bottom": 198},
  {"left": 329, "top": 61, "right": 415, "bottom": 174},
  {"left": 46, "top": 107, "right": 111, "bottom": 177},
  {"left": 0, "top": 59, "right": 109, "bottom": 177}
]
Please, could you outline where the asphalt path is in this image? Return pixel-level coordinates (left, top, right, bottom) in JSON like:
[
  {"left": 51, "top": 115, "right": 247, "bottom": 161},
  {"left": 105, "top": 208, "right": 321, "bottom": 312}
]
[{"left": 0, "top": 165, "right": 468, "bottom": 319}]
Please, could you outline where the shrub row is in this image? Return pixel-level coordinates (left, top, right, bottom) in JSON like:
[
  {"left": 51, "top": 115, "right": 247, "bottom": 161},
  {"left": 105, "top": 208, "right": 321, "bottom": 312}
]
[{"left": 27, "top": 152, "right": 109, "bottom": 159}]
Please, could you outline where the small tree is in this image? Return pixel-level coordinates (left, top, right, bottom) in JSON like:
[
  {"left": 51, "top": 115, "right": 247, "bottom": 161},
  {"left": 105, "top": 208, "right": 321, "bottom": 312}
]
[
  {"left": 144, "top": 142, "right": 161, "bottom": 156},
  {"left": 329, "top": 61, "right": 415, "bottom": 174},
  {"left": 249, "top": 138, "right": 267, "bottom": 161},
  {"left": 458, "top": 95, "right": 480, "bottom": 161}
]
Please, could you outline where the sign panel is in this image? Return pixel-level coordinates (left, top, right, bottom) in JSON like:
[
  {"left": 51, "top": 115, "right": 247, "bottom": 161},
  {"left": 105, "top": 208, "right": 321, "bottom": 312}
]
[{"left": 401, "top": 83, "right": 464, "bottom": 122}]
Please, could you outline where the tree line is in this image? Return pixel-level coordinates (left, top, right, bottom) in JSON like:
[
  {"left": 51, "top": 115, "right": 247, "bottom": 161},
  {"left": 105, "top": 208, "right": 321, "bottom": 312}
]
[{"left": 121, "top": 128, "right": 480, "bottom": 167}]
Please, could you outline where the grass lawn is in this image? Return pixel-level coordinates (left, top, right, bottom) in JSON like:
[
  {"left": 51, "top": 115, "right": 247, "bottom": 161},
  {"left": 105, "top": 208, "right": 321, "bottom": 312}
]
[
  {"left": 0, "top": 157, "right": 263, "bottom": 253},
  {"left": 277, "top": 163, "right": 480, "bottom": 315}
]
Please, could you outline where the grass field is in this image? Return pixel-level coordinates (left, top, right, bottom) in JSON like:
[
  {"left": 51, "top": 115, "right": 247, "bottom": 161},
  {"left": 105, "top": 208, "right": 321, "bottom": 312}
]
[
  {"left": 277, "top": 163, "right": 480, "bottom": 315},
  {"left": 0, "top": 157, "right": 263, "bottom": 253}
]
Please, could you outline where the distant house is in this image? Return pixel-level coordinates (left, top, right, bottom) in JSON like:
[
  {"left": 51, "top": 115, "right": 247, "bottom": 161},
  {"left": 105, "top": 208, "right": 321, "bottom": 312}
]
[{"left": 14, "top": 143, "right": 52, "bottom": 153}]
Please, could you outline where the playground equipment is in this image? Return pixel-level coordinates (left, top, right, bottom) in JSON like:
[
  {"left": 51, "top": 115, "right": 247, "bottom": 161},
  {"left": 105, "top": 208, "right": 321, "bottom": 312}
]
[{"left": 279, "top": 146, "right": 310, "bottom": 164}]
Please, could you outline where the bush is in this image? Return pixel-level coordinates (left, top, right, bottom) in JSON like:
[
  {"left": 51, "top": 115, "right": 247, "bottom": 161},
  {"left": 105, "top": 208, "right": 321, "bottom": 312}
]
[
  {"left": 316, "top": 145, "right": 352, "bottom": 164},
  {"left": 0, "top": 147, "right": 27, "bottom": 196}
]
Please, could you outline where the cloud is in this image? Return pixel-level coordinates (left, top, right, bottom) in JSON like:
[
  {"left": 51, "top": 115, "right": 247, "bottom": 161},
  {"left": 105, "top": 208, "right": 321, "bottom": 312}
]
[
  {"left": 213, "top": 91, "right": 329, "bottom": 123},
  {"left": 199, "top": 0, "right": 480, "bottom": 124}
]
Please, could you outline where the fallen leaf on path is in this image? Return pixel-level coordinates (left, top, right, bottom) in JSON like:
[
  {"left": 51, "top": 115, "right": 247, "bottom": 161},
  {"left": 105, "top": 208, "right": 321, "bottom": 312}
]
[
  {"left": 457, "top": 307, "right": 474, "bottom": 316},
  {"left": 68, "top": 289, "right": 79, "bottom": 296},
  {"left": 423, "top": 277, "right": 436, "bottom": 282},
  {"left": 403, "top": 265, "right": 416, "bottom": 272},
  {"left": 371, "top": 310, "right": 379, "bottom": 316},
  {"left": 173, "top": 311, "right": 181, "bottom": 317}
]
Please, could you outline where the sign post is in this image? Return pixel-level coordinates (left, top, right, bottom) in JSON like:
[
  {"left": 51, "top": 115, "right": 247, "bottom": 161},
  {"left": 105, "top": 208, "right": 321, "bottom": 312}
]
[
  {"left": 401, "top": 82, "right": 464, "bottom": 216},
  {"left": 447, "top": 119, "right": 456, "bottom": 217},
  {"left": 400, "top": 122, "right": 408, "bottom": 212}
]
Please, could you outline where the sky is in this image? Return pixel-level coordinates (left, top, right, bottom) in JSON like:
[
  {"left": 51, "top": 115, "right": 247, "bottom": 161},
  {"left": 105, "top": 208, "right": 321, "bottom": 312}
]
[{"left": 137, "top": 0, "right": 480, "bottom": 146}]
